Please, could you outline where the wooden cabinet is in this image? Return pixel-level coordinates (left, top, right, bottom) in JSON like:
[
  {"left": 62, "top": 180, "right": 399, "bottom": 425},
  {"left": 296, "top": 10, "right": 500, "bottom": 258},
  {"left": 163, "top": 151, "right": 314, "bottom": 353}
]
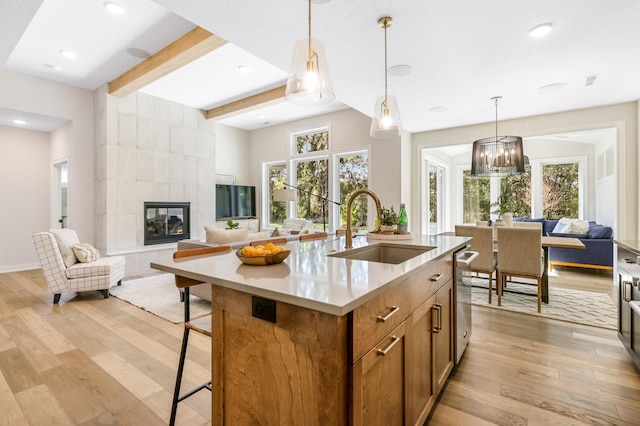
[
  {"left": 352, "top": 322, "right": 407, "bottom": 426},
  {"left": 433, "top": 279, "right": 454, "bottom": 395},
  {"left": 351, "top": 263, "right": 455, "bottom": 426},
  {"left": 406, "top": 297, "right": 435, "bottom": 424}
]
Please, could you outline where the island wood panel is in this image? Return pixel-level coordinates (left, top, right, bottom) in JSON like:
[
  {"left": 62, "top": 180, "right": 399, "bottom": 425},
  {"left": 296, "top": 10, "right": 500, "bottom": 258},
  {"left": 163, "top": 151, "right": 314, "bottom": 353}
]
[{"left": 210, "top": 284, "right": 349, "bottom": 426}]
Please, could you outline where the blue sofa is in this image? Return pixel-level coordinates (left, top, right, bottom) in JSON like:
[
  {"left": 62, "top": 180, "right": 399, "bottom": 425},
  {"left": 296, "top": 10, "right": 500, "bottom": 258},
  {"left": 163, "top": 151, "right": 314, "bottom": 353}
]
[{"left": 517, "top": 218, "right": 614, "bottom": 270}]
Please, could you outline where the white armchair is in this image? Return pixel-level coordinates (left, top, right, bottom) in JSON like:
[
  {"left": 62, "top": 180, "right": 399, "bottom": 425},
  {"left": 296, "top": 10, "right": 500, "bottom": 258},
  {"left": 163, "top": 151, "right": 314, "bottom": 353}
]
[{"left": 32, "top": 230, "right": 126, "bottom": 303}]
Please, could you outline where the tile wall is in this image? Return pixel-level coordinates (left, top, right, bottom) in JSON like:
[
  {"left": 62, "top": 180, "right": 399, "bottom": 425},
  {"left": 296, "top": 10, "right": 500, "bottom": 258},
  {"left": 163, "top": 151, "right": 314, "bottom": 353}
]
[{"left": 94, "top": 87, "right": 216, "bottom": 276}]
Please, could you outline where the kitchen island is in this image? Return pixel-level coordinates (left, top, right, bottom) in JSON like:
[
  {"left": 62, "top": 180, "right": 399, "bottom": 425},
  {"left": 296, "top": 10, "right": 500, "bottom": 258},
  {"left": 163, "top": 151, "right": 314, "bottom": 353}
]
[{"left": 151, "top": 233, "right": 469, "bottom": 425}]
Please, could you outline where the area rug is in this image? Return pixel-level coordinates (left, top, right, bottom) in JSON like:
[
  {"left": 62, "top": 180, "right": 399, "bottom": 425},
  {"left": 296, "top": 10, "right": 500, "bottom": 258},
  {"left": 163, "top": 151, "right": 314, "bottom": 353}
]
[
  {"left": 109, "top": 274, "right": 211, "bottom": 323},
  {"left": 471, "top": 278, "right": 617, "bottom": 330}
]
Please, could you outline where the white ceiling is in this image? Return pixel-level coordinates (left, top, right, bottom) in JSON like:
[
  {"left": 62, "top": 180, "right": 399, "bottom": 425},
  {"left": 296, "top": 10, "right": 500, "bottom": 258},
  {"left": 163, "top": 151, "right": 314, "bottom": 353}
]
[{"left": 2, "top": 0, "right": 640, "bottom": 134}]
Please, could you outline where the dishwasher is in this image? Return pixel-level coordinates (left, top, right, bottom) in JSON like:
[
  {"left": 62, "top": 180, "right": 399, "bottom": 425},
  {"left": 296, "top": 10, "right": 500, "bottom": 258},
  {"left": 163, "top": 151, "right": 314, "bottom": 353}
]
[{"left": 454, "top": 246, "right": 478, "bottom": 364}]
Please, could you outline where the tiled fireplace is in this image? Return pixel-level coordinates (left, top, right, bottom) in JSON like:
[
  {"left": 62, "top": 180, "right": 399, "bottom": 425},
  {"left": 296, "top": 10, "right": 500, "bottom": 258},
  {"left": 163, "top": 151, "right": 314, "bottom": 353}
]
[{"left": 144, "top": 202, "right": 190, "bottom": 245}]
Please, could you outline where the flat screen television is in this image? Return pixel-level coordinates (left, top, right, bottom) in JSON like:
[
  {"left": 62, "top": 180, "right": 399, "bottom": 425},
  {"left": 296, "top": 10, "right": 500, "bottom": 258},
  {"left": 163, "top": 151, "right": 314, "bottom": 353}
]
[{"left": 216, "top": 184, "right": 257, "bottom": 220}]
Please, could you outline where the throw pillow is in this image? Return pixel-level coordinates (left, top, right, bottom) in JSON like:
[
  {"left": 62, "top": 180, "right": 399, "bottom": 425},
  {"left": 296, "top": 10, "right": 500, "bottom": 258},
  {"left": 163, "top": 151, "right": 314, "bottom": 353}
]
[
  {"left": 205, "top": 226, "right": 249, "bottom": 244},
  {"left": 50, "top": 228, "right": 80, "bottom": 268},
  {"left": 72, "top": 243, "right": 101, "bottom": 263},
  {"left": 587, "top": 225, "right": 613, "bottom": 239},
  {"left": 552, "top": 217, "right": 572, "bottom": 233},
  {"left": 272, "top": 228, "right": 290, "bottom": 237},
  {"left": 567, "top": 219, "right": 589, "bottom": 234}
]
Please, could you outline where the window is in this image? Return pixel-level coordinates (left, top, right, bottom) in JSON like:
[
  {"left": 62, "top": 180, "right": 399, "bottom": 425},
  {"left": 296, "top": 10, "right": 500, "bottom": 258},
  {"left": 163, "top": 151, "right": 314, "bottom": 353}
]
[
  {"left": 542, "top": 162, "right": 579, "bottom": 219},
  {"left": 294, "top": 157, "right": 329, "bottom": 226},
  {"left": 462, "top": 171, "right": 491, "bottom": 223},
  {"left": 292, "top": 127, "right": 328, "bottom": 154},
  {"left": 268, "top": 163, "right": 288, "bottom": 228},
  {"left": 264, "top": 126, "right": 370, "bottom": 231},
  {"left": 462, "top": 166, "right": 531, "bottom": 222},
  {"left": 496, "top": 168, "right": 532, "bottom": 218},
  {"left": 338, "top": 152, "right": 369, "bottom": 229}
]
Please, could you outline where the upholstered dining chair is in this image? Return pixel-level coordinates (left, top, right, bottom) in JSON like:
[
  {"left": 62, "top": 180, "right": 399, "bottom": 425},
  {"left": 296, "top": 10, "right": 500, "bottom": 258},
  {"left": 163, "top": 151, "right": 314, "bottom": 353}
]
[
  {"left": 496, "top": 227, "right": 545, "bottom": 312},
  {"left": 170, "top": 245, "right": 232, "bottom": 426},
  {"left": 455, "top": 224, "right": 497, "bottom": 303}
]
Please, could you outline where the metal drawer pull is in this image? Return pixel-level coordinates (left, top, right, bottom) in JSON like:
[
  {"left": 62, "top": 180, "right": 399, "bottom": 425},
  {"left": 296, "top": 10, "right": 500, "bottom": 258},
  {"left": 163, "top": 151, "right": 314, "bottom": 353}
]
[
  {"left": 432, "top": 304, "right": 442, "bottom": 333},
  {"left": 430, "top": 273, "right": 443, "bottom": 282},
  {"left": 623, "top": 281, "right": 632, "bottom": 302},
  {"left": 377, "top": 306, "right": 399, "bottom": 322},
  {"left": 376, "top": 336, "right": 401, "bottom": 356}
]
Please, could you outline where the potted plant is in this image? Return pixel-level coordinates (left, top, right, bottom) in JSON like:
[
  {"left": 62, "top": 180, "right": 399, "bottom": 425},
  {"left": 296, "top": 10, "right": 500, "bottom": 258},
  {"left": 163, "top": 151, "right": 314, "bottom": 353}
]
[
  {"left": 226, "top": 219, "right": 240, "bottom": 230},
  {"left": 376, "top": 206, "right": 398, "bottom": 232}
]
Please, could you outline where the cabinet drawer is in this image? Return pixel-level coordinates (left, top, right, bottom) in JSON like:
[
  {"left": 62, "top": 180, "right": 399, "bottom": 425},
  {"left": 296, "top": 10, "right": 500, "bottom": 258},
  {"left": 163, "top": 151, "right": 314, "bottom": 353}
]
[{"left": 351, "top": 256, "right": 452, "bottom": 363}]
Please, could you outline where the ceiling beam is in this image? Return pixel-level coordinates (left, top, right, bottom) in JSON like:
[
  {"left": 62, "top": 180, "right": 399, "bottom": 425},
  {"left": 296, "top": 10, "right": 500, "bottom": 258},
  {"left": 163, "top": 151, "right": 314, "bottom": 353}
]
[
  {"left": 204, "top": 85, "right": 287, "bottom": 121},
  {"left": 108, "top": 27, "right": 227, "bottom": 97}
]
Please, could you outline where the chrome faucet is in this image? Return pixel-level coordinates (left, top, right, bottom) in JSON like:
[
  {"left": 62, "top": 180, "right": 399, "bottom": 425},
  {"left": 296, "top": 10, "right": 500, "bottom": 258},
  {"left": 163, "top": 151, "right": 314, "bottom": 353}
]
[{"left": 345, "top": 189, "right": 383, "bottom": 249}]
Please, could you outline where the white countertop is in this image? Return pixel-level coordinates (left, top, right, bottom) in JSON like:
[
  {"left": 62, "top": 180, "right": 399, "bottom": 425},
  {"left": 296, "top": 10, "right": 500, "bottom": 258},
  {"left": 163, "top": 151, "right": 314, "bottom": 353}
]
[{"left": 150, "top": 234, "right": 469, "bottom": 316}]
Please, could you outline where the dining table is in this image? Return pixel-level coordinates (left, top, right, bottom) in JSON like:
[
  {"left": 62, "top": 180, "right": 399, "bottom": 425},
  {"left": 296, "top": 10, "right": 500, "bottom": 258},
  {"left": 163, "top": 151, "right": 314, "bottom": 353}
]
[{"left": 539, "top": 236, "right": 585, "bottom": 303}]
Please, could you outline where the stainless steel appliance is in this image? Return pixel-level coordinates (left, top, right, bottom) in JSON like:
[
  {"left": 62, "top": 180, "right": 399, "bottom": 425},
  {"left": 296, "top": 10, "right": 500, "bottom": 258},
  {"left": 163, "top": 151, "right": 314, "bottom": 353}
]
[
  {"left": 616, "top": 244, "right": 640, "bottom": 369},
  {"left": 454, "top": 247, "right": 478, "bottom": 364}
]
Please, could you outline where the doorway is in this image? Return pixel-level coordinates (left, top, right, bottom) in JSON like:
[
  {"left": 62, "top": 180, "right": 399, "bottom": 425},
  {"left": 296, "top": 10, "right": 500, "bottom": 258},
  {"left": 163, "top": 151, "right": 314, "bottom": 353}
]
[{"left": 53, "top": 160, "right": 68, "bottom": 229}]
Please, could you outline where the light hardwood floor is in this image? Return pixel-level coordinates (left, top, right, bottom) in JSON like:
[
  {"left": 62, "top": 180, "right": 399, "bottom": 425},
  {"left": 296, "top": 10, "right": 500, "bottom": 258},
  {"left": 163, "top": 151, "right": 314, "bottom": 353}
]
[{"left": 1, "top": 267, "right": 638, "bottom": 425}]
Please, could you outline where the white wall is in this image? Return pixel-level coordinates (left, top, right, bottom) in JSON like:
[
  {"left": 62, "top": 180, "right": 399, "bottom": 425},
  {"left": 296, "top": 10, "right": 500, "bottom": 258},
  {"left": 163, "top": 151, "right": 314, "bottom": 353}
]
[
  {"left": 0, "top": 70, "right": 94, "bottom": 272},
  {"left": 0, "top": 126, "right": 50, "bottom": 272},
  {"left": 247, "top": 108, "right": 402, "bottom": 230},
  {"left": 214, "top": 123, "right": 250, "bottom": 184},
  {"left": 412, "top": 102, "right": 638, "bottom": 239}
]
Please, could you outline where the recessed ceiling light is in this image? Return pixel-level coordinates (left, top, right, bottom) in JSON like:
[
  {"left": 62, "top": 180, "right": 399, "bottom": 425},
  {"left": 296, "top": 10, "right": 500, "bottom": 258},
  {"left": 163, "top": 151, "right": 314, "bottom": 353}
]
[
  {"left": 238, "top": 65, "right": 251, "bottom": 74},
  {"left": 13, "top": 119, "right": 26, "bottom": 125},
  {"left": 388, "top": 64, "right": 412, "bottom": 77},
  {"left": 104, "top": 1, "right": 125, "bottom": 15},
  {"left": 536, "top": 83, "right": 567, "bottom": 95},
  {"left": 43, "top": 63, "right": 62, "bottom": 72},
  {"left": 257, "top": 114, "right": 265, "bottom": 119},
  {"left": 126, "top": 48, "right": 151, "bottom": 59},
  {"left": 429, "top": 106, "right": 448, "bottom": 113},
  {"left": 585, "top": 74, "right": 600, "bottom": 86},
  {"left": 60, "top": 50, "right": 77, "bottom": 60},
  {"left": 529, "top": 23, "right": 553, "bottom": 38}
]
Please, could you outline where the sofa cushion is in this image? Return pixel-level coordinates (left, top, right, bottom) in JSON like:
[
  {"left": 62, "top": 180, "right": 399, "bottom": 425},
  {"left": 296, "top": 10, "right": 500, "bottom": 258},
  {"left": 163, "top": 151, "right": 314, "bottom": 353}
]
[
  {"left": 50, "top": 229, "right": 80, "bottom": 268},
  {"left": 205, "top": 227, "right": 249, "bottom": 244},
  {"left": 548, "top": 232, "right": 588, "bottom": 239},
  {"left": 248, "top": 231, "right": 271, "bottom": 240},
  {"left": 586, "top": 225, "right": 613, "bottom": 239},
  {"left": 72, "top": 243, "right": 101, "bottom": 263},
  {"left": 65, "top": 256, "right": 126, "bottom": 279}
]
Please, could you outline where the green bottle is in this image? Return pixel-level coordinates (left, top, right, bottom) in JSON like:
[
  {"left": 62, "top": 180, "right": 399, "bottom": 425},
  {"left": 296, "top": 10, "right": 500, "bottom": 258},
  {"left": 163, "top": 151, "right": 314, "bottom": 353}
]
[{"left": 397, "top": 203, "right": 408, "bottom": 233}]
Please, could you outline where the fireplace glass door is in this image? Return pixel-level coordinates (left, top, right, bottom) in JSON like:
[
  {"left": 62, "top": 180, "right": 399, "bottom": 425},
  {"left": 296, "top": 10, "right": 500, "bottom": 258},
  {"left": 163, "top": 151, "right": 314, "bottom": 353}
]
[{"left": 144, "top": 202, "right": 190, "bottom": 245}]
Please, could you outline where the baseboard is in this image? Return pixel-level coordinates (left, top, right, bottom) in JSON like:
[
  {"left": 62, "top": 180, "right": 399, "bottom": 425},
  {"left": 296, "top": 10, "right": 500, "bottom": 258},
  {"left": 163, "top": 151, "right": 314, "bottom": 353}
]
[{"left": 0, "top": 263, "right": 40, "bottom": 273}]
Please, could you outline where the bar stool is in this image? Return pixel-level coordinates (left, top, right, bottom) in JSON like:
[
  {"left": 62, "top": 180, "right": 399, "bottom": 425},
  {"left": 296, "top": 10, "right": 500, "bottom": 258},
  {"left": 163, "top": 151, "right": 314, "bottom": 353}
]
[{"left": 170, "top": 245, "right": 232, "bottom": 425}]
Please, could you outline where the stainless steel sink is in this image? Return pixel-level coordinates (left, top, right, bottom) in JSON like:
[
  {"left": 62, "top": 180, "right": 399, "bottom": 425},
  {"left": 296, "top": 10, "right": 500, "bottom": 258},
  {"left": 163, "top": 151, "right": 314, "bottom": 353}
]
[{"left": 328, "top": 243, "right": 435, "bottom": 264}]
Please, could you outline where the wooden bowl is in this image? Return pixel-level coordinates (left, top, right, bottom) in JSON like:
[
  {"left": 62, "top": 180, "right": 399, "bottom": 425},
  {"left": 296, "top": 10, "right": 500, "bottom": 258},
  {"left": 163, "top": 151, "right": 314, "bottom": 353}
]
[{"left": 235, "top": 249, "right": 290, "bottom": 266}]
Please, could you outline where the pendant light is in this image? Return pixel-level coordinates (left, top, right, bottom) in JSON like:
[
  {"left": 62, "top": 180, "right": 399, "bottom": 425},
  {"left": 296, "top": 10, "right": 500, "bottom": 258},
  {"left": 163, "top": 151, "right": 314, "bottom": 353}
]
[
  {"left": 370, "top": 16, "right": 402, "bottom": 138},
  {"left": 470, "top": 96, "right": 525, "bottom": 177},
  {"left": 285, "top": 0, "right": 335, "bottom": 106}
]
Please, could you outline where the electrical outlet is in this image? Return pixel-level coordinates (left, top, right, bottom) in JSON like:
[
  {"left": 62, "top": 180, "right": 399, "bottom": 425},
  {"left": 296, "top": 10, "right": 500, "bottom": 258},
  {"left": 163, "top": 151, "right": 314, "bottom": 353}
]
[{"left": 252, "top": 296, "right": 276, "bottom": 323}]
